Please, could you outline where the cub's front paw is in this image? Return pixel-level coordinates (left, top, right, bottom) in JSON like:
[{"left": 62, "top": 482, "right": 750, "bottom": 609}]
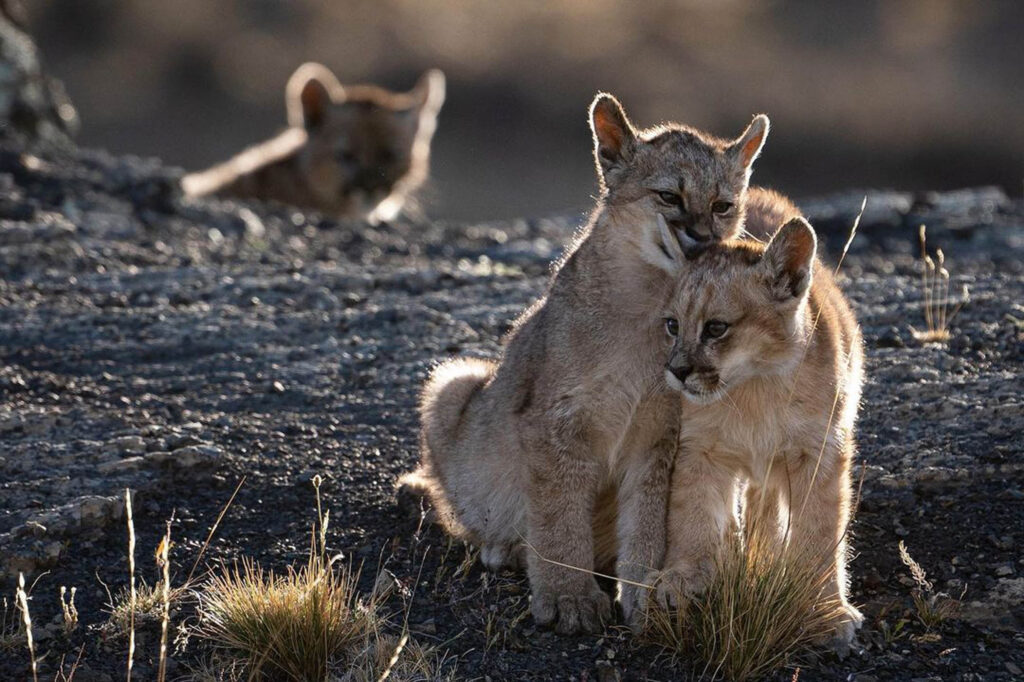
[
  {"left": 828, "top": 602, "right": 864, "bottom": 658},
  {"left": 619, "top": 582, "right": 653, "bottom": 632},
  {"left": 651, "top": 562, "right": 713, "bottom": 610},
  {"left": 531, "top": 584, "right": 612, "bottom": 635}
]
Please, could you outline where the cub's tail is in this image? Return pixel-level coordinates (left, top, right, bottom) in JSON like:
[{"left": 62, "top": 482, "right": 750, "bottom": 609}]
[
  {"left": 419, "top": 357, "right": 494, "bottom": 460},
  {"left": 397, "top": 358, "right": 495, "bottom": 529}
]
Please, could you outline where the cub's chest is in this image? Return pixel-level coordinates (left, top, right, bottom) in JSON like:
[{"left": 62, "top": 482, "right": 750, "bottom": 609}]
[
  {"left": 680, "top": 400, "right": 820, "bottom": 478},
  {"left": 580, "top": 361, "right": 669, "bottom": 456}
]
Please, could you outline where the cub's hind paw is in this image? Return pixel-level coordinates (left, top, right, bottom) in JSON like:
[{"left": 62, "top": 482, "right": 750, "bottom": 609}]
[
  {"left": 395, "top": 473, "right": 437, "bottom": 523},
  {"left": 532, "top": 585, "right": 612, "bottom": 635},
  {"left": 480, "top": 543, "right": 523, "bottom": 572}
]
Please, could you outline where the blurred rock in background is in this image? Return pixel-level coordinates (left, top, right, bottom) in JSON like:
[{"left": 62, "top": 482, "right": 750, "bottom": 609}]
[
  {"left": 0, "top": 0, "right": 76, "bottom": 146},
  {"left": 25, "top": 0, "right": 1024, "bottom": 219}
]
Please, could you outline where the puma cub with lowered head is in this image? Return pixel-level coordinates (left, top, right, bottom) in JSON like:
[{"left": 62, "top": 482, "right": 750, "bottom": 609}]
[
  {"left": 182, "top": 63, "right": 445, "bottom": 223},
  {"left": 402, "top": 93, "right": 777, "bottom": 634},
  {"left": 653, "top": 215, "right": 865, "bottom": 647}
]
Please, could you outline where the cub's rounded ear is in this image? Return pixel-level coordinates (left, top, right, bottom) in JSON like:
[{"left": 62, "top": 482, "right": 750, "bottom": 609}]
[
  {"left": 762, "top": 216, "right": 816, "bottom": 301},
  {"left": 286, "top": 62, "right": 343, "bottom": 129},
  {"left": 410, "top": 69, "right": 446, "bottom": 115},
  {"left": 729, "top": 114, "right": 770, "bottom": 171},
  {"left": 589, "top": 93, "right": 637, "bottom": 185}
]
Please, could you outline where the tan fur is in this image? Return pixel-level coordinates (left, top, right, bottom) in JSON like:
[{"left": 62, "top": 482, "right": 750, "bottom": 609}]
[
  {"left": 654, "top": 217, "right": 865, "bottom": 647},
  {"left": 400, "top": 93, "right": 791, "bottom": 633},
  {"left": 182, "top": 63, "right": 445, "bottom": 223}
]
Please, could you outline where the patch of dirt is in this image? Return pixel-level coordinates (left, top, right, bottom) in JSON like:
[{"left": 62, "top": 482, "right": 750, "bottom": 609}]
[{"left": 0, "top": 142, "right": 1021, "bottom": 680}]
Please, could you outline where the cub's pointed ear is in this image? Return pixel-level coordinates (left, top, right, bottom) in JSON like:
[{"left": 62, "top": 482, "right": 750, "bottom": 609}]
[
  {"left": 762, "top": 216, "right": 816, "bottom": 301},
  {"left": 286, "top": 63, "right": 343, "bottom": 129},
  {"left": 409, "top": 69, "right": 446, "bottom": 116},
  {"left": 729, "top": 114, "right": 769, "bottom": 171},
  {"left": 590, "top": 93, "right": 637, "bottom": 184}
]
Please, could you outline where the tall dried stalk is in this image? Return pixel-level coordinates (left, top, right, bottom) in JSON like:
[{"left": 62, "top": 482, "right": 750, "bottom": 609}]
[
  {"left": 16, "top": 573, "right": 37, "bottom": 682},
  {"left": 157, "top": 519, "right": 173, "bottom": 682},
  {"left": 126, "top": 488, "right": 137, "bottom": 682}
]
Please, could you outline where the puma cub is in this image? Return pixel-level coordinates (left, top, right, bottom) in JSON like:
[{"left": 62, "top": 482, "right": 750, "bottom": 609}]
[
  {"left": 182, "top": 63, "right": 445, "bottom": 223},
  {"left": 653, "top": 215, "right": 864, "bottom": 646},
  {"left": 401, "top": 93, "right": 776, "bottom": 634}
]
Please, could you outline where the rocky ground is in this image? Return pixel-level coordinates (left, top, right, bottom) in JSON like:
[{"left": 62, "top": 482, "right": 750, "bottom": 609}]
[{"left": 0, "top": 141, "right": 1021, "bottom": 681}]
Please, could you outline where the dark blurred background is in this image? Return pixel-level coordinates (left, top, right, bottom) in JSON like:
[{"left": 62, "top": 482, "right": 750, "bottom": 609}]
[{"left": 27, "top": 0, "right": 1024, "bottom": 221}]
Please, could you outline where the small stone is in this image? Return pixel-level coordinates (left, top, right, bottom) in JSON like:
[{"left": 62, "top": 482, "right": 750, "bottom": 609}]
[
  {"left": 272, "top": 380, "right": 285, "bottom": 393},
  {"left": 414, "top": 619, "right": 437, "bottom": 635},
  {"left": 150, "top": 444, "right": 222, "bottom": 469},
  {"left": 97, "top": 455, "right": 145, "bottom": 473},
  {"left": 1006, "top": 662, "right": 1022, "bottom": 676},
  {"left": 104, "top": 435, "right": 146, "bottom": 454},
  {"left": 595, "top": 660, "right": 621, "bottom": 682},
  {"left": 876, "top": 326, "right": 905, "bottom": 348},
  {"left": 995, "top": 564, "right": 1014, "bottom": 577}
]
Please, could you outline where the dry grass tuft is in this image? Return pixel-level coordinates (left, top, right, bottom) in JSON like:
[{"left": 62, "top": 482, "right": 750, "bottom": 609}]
[
  {"left": 198, "top": 552, "right": 379, "bottom": 681},
  {"left": 897, "top": 541, "right": 962, "bottom": 630},
  {"left": 104, "top": 575, "right": 187, "bottom": 634},
  {"left": 645, "top": 530, "right": 848, "bottom": 682},
  {"left": 195, "top": 476, "right": 446, "bottom": 681},
  {"left": 912, "top": 225, "right": 969, "bottom": 343}
]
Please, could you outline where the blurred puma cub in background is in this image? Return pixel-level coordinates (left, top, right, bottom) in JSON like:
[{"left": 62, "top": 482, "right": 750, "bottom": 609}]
[
  {"left": 182, "top": 63, "right": 445, "bottom": 223},
  {"left": 401, "top": 93, "right": 776, "bottom": 634},
  {"left": 653, "top": 216, "right": 864, "bottom": 647}
]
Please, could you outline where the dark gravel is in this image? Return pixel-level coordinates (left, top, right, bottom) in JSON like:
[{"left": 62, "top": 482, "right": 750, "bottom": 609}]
[{"left": 0, "top": 142, "right": 1021, "bottom": 681}]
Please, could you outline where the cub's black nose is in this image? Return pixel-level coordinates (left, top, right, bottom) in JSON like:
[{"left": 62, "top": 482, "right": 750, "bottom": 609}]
[
  {"left": 668, "top": 364, "right": 693, "bottom": 383},
  {"left": 684, "top": 226, "right": 712, "bottom": 243}
]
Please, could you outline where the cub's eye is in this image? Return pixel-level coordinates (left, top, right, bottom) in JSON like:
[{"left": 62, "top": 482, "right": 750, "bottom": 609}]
[
  {"left": 703, "top": 320, "right": 729, "bottom": 339},
  {"left": 664, "top": 317, "right": 679, "bottom": 337},
  {"left": 656, "top": 191, "right": 682, "bottom": 206},
  {"left": 711, "top": 200, "right": 733, "bottom": 215}
]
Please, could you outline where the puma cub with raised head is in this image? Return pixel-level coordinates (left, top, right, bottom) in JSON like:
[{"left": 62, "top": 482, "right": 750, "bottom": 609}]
[
  {"left": 401, "top": 93, "right": 779, "bottom": 634},
  {"left": 182, "top": 63, "right": 445, "bottom": 223},
  {"left": 653, "top": 215, "right": 865, "bottom": 647}
]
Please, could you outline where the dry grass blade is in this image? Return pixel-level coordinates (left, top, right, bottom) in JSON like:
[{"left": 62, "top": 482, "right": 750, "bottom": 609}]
[
  {"left": 186, "top": 476, "right": 246, "bottom": 587},
  {"left": 517, "top": 530, "right": 654, "bottom": 590},
  {"left": 16, "top": 573, "right": 38, "bottom": 682},
  {"left": 832, "top": 195, "right": 865, "bottom": 276}
]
